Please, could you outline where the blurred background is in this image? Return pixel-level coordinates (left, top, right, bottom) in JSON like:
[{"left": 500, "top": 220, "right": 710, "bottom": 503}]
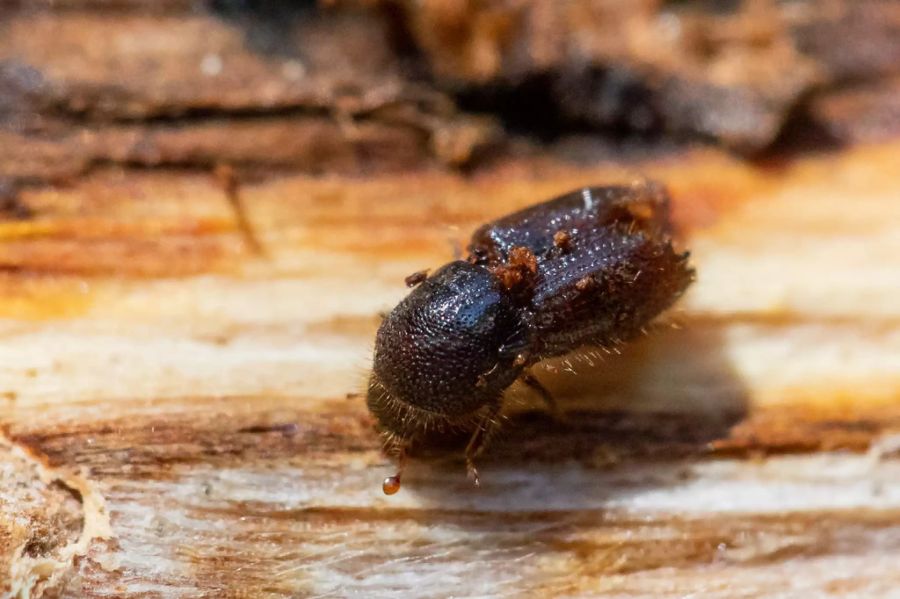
[{"left": 2, "top": 0, "right": 898, "bottom": 182}]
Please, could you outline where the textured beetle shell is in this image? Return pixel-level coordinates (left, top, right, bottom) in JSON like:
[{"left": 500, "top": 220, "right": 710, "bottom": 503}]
[
  {"left": 529, "top": 229, "right": 692, "bottom": 358},
  {"left": 369, "top": 183, "right": 694, "bottom": 443},
  {"left": 468, "top": 185, "right": 672, "bottom": 264},
  {"left": 368, "top": 261, "right": 525, "bottom": 439},
  {"left": 469, "top": 184, "right": 691, "bottom": 359}
]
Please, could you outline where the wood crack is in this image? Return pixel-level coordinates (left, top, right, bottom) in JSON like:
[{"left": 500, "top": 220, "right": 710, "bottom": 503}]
[{"left": 0, "top": 432, "right": 112, "bottom": 598}]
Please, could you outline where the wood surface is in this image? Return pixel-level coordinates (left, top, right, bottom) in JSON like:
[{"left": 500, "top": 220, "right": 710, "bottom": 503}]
[
  {"left": 0, "top": 141, "right": 898, "bottom": 597},
  {"left": 1, "top": 2, "right": 900, "bottom": 598}
]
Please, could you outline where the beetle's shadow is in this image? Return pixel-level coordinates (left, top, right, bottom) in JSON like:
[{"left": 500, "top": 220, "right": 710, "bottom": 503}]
[{"left": 404, "top": 319, "right": 750, "bottom": 510}]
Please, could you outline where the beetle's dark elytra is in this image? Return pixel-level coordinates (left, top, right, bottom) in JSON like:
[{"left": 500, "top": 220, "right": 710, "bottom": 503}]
[{"left": 368, "top": 183, "right": 695, "bottom": 493}]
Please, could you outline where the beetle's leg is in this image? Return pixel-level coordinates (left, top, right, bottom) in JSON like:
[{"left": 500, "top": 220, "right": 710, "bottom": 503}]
[
  {"left": 520, "top": 371, "right": 564, "bottom": 421},
  {"left": 464, "top": 400, "right": 503, "bottom": 487}
]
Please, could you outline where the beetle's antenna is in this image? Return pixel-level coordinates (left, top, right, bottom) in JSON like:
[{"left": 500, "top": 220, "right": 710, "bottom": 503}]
[{"left": 215, "top": 164, "right": 265, "bottom": 257}]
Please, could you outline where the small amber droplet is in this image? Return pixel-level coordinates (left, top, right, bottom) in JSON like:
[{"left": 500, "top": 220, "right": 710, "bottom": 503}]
[{"left": 383, "top": 475, "right": 401, "bottom": 495}]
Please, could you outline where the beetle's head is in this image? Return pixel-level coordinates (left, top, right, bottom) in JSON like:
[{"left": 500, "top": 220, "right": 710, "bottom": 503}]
[{"left": 367, "top": 261, "right": 526, "bottom": 445}]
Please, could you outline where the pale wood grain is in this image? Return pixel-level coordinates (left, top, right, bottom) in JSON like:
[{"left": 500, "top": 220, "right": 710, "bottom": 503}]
[{"left": 0, "top": 141, "right": 898, "bottom": 597}]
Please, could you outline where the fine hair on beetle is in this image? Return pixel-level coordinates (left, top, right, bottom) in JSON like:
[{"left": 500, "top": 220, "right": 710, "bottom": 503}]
[{"left": 367, "top": 181, "right": 695, "bottom": 494}]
